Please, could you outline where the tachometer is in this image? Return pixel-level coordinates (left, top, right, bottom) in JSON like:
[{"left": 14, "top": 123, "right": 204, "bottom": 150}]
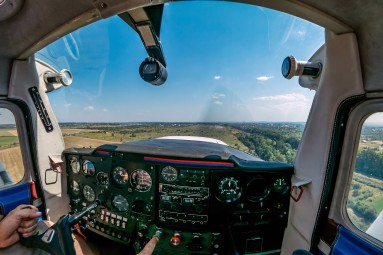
[
  {"left": 217, "top": 177, "right": 242, "bottom": 203},
  {"left": 130, "top": 169, "right": 152, "bottom": 192},
  {"left": 83, "top": 185, "right": 95, "bottom": 202},
  {"left": 161, "top": 166, "right": 177, "bottom": 182},
  {"left": 69, "top": 156, "right": 80, "bottom": 174},
  {"left": 112, "top": 166, "right": 129, "bottom": 185},
  {"left": 112, "top": 195, "right": 129, "bottom": 212}
]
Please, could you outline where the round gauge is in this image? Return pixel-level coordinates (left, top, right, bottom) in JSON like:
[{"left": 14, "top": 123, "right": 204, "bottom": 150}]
[
  {"left": 69, "top": 156, "right": 80, "bottom": 174},
  {"left": 273, "top": 178, "right": 288, "bottom": 193},
  {"left": 247, "top": 178, "right": 270, "bottom": 202},
  {"left": 82, "top": 160, "right": 95, "bottom": 176},
  {"left": 112, "top": 195, "right": 129, "bottom": 212},
  {"left": 112, "top": 166, "right": 129, "bottom": 185},
  {"left": 83, "top": 185, "right": 95, "bottom": 202},
  {"left": 161, "top": 166, "right": 178, "bottom": 182},
  {"left": 97, "top": 172, "right": 109, "bottom": 185},
  {"left": 217, "top": 177, "right": 242, "bottom": 203},
  {"left": 71, "top": 180, "right": 80, "bottom": 195},
  {"left": 130, "top": 169, "right": 152, "bottom": 192}
]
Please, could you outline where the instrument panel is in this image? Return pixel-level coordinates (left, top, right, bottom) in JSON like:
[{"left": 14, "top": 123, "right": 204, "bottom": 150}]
[{"left": 64, "top": 139, "right": 293, "bottom": 254}]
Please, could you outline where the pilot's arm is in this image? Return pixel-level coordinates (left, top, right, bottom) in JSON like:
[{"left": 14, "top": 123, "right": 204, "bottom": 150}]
[{"left": 136, "top": 236, "right": 159, "bottom": 255}]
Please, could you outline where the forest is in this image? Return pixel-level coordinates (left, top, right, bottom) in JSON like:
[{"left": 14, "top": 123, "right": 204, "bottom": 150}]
[{"left": 227, "top": 123, "right": 304, "bottom": 164}]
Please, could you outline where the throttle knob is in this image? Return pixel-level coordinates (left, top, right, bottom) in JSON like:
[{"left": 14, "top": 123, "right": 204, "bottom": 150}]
[{"left": 170, "top": 233, "right": 181, "bottom": 247}]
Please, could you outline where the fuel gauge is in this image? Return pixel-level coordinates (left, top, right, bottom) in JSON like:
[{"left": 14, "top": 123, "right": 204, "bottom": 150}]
[{"left": 273, "top": 178, "right": 288, "bottom": 193}]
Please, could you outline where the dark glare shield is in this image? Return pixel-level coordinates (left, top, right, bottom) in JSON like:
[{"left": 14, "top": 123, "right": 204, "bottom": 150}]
[{"left": 139, "top": 58, "right": 167, "bottom": 86}]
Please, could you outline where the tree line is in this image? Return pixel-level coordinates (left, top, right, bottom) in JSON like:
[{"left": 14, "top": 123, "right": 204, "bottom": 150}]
[
  {"left": 228, "top": 123, "right": 303, "bottom": 164},
  {"left": 355, "top": 148, "right": 383, "bottom": 181}
]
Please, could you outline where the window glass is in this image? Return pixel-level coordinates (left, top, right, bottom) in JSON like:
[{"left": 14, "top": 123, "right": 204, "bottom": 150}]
[
  {"left": 0, "top": 108, "right": 24, "bottom": 187},
  {"left": 36, "top": 1, "right": 324, "bottom": 164},
  {"left": 347, "top": 113, "right": 383, "bottom": 242}
]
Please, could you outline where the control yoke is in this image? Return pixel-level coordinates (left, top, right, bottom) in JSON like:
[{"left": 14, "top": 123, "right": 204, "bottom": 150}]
[{"left": 20, "top": 196, "right": 105, "bottom": 255}]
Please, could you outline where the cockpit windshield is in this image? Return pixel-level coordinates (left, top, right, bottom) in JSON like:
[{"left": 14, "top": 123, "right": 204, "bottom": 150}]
[{"left": 36, "top": 1, "right": 324, "bottom": 164}]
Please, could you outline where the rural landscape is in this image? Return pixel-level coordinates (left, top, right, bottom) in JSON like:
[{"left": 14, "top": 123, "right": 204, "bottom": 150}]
[{"left": 0, "top": 122, "right": 382, "bottom": 232}]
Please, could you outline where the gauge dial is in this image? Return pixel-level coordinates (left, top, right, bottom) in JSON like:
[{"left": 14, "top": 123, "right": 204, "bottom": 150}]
[
  {"left": 69, "top": 156, "right": 80, "bottom": 174},
  {"left": 97, "top": 172, "right": 109, "bottom": 185},
  {"left": 273, "top": 178, "right": 288, "bottom": 193},
  {"left": 112, "top": 166, "right": 129, "bottom": 185},
  {"left": 131, "top": 169, "right": 152, "bottom": 192},
  {"left": 71, "top": 180, "right": 80, "bottom": 195},
  {"left": 83, "top": 185, "right": 95, "bottom": 202},
  {"left": 217, "top": 177, "right": 242, "bottom": 203},
  {"left": 112, "top": 195, "right": 129, "bottom": 212},
  {"left": 247, "top": 178, "right": 270, "bottom": 202},
  {"left": 161, "top": 166, "right": 178, "bottom": 182},
  {"left": 82, "top": 160, "right": 95, "bottom": 176}
]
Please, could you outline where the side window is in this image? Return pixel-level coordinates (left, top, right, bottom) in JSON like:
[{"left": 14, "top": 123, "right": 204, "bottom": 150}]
[
  {"left": 347, "top": 113, "right": 383, "bottom": 242},
  {"left": 0, "top": 108, "right": 25, "bottom": 187}
]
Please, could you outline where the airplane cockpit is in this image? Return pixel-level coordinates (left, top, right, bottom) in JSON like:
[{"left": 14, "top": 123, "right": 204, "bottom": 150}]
[
  {"left": 63, "top": 138, "right": 293, "bottom": 254},
  {"left": 0, "top": 1, "right": 383, "bottom": 255}
]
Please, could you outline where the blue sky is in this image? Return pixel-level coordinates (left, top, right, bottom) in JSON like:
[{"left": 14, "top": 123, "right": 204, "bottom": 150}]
[{"left": 38, "top": 1, "right": 324, "bottom": 123}]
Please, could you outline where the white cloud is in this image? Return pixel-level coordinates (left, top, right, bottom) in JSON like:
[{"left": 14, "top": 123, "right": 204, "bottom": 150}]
[
  {"left": 84, "top": 106, "right": 94, "bottom": 111},
  {"left": 102, "top": 108, "right": 108, "bottom": 112},
  {"left": 213, "top": 100, "right": 223, "bottom": 105},
  {"left": 64, "top": 103, "right": 72, "bottom": 108},
  {"left": 213, "top": 76, "right": 222, "bottom": 80},
  {"left": 256, "top": 76, "right": 273, "bottom": 81},
  {"left": 253, "top": 93, "right": 308, "bottom": 102},
  {"left": 296, "top": 30, "right": 305, "bottom": 37},
  {"left": 212, "top": 93, "right": 226, "bottom": 99}
]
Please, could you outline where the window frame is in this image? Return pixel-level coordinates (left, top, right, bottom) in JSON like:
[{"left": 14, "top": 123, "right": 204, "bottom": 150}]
[
  {"left": 330, "top": 98, "right": 383, "bottom": 248},
  {"left": 0, "top": 100, "right": 33, "bottom": 189}
]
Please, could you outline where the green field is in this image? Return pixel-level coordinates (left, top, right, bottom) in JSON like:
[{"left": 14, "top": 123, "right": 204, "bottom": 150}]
[
  {"left": 347, "top": 173, "right": 383, "bottom": 231},
  {"left": 64, "top": 124, "right": 249, "bottom": 152},
  {"left": 0, "top": 136, "right": 19, "bottom": 148}
]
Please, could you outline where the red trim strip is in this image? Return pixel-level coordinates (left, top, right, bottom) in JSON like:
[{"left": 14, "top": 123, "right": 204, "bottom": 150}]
[
  {"left": 144, "top": 156, "right": 234, "bottom": 167},
  {"left": 95, "top": 150, "right": 111, "bottom": 156}
]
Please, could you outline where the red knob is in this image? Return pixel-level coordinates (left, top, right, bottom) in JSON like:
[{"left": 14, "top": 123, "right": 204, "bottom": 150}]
[{"left": 170, "top": 233, "right": 181, "bottom": 246}]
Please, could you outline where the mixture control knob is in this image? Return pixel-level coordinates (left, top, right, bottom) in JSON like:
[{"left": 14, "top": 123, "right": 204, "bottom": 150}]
[{"left": 170, "top": 233, "right": 181, "bottom": 247}]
